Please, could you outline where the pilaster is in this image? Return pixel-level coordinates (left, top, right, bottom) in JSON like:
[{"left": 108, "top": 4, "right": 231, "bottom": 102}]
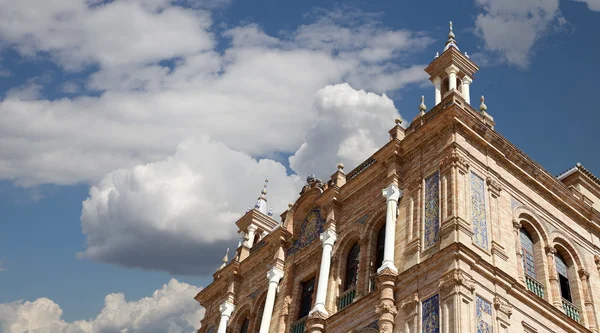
[
  {"left": 545, "top": 246, "right": 561, "bottom": 308},
  {"left": 399, "top": 293, "right": 420, "bottom": 333},
  {"left": 438, "top": 270, "right": 476, "bottom": 333},
  {"left": 487, "top": 177, "right": 508, "bottom": 262},
  {"left": 579, "top": 269, "right": 597, "bottom": 332},
  {"left": 493, "top": 296, "right": 513, "bottom": 333}
]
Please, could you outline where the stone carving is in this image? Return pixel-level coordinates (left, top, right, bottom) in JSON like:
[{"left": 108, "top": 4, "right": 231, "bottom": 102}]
[
  {"left": 281, "top": 296, "right": 292, "bottom": 316},
  {"left": 300, "top": 174, "right": 325, "bottom": 196},
  {"left": 439, "top": 150, "right": 470, "bottom": 172},
  {"left": 399, "top": 293, "right": 420, "bottom": 309},
  {"left": 595, "top": 255, "right": 600, "bottom": 272},
  {"left": 375, "top": 303, "right": 398, "bottom": 317},
  {"left": 439, "top": 270, "right": 476, "bottom": 291},
  {"left": 486, "top": 177, "right": 502, "bottom": 195},
  {"left": 493, "top": 296, "right": 513, "bottom": 317}
]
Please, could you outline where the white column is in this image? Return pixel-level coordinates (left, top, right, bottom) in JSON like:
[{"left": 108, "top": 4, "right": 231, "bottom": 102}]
[
  {"left": 245, "top": 225, "right": 258, "bottom": 247},
  {"left": 217, "top": 301, "right": 235, "bottom": 333},
  {"left": 258, "top": 267, "right": 284, "bottom": 333},
  {"left": 462, "top": 76, "right": 472, "bottom": 104},
  {"left": 259, "top": 230, "right": 268, "bottom": 241},
  {"left": 433, "top": 76, "right": 442, "bottom": 105},
  {"left": 378, "top": 184, "right": 402, "bottom": 274},
  {"left": 310, "top": 227, "right": 337, "bottom": 316},
  {"left": 237, "top": 232, "right": 245, "bottom": 248},
  {"left": 446, "top": 65, "right": 459, "bottom": 92}
]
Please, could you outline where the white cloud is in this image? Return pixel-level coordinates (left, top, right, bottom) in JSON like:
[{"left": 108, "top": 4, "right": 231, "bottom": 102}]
[
  {"left": 574, "top": 0, "right": 600, "bottom": 10},
  {"left": 0, "top": 5, "right": 430, "bottom": 188},
  {"left": 289, "top": 83, "right": 399, "bottom": 179},
  {"left": 474, "top": 0, "right": 562, "bottom": 68},
  {"left": 79, "top": 136, "right": 303, "bottom": 275},
  {"left": 0, "top": 278, "right": 203, "bottom": 333}
]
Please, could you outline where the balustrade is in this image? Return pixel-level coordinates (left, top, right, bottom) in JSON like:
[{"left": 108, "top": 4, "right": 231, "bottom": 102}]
[
  {"left": 290, "top": 316, "right": 307, "bottom": 333},
  {"left": 525, "top": 275, "right": 544, "bottom": 299},
  {"left": 337, "top": 285, "right": 357, "bottom": 310},
  {"left": 562, "top": 298, "right": 581, "bottom": 323}
]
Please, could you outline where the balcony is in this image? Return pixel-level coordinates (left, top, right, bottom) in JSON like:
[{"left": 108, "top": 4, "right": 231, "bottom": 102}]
[
  {"left": 368, "top": 273, "right": 377, "bottom": 292},
  {"left": 337, "top": 285, "right": 357, "bottom": 310},
  {"left": 562, "top": 298, "right": 581, "bottom": 323},
  {"left": 525, "top": 275, "right": 545, "bottom": 299},
  {"left": 290, "top": 316, "right": 307, "bottom": 333}
]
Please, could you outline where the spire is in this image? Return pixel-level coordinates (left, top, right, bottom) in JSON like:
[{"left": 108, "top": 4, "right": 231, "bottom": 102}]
[
  {"left": 444, "top": 21, "right": 459, "bottom": 51},
  {"left": 254, "top": 179, "right": 269, "bottom": 215},
  {"left": 219, "top": 248, "right": 229, "bottom": 270}
]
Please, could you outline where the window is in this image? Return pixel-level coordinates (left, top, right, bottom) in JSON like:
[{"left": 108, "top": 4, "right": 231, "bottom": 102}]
[
  {"left": 344, "top": 243, "right": 360, "bottom": 291},
  {"left": 298, "top": 277, "right": 315, "bottom": 319},
  {"left": 555, "top": 253, "right": 572, "bottom": 302},
  {"left": 520, "top": 229, "right": 536, "bottom": 278},
  {"left": 375, "top": 227, "right": 385, "bottom": 270},
  {"left": 240, "top": 319, "right": 249, "bottom": 333}
]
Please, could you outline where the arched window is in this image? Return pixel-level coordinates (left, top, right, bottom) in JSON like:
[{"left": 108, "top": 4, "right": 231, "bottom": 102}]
[
  {"left": 375, "top": 227, "right": 385, "bottom": 270},
  {"left": 240, "top": 318, "right": 249, "bottom": 333},
  {"left": 520, "top": 229, "right": 536, "bottom": 278},
  {"left": 344, "top": 243, "right": 360, "bottom": 291},
  {"left": 555, "top": 253, "right": 572, "bottom": 302}
]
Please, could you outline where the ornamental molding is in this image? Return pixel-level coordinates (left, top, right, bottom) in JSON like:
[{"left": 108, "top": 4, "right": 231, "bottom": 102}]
[
  {"left": 493, "top": 296, "right": 513, "bottom": 318},
  {"left": 438, "top": 150, "right": 470, "bottom": 172},
  {"left": 280, "top": 296, "right": 292, "bottom": 316},
  {"left": 545, "top": 246, "right": 557, "bottom": 256},
  {"left": 486, "top": 177, "right": 502, "bottom": 196},
  {"left": 512, "top": 220, "right": 522, "bottom": 230},
  {"left": 438, "top": 270, "right": 476, "bottom": 292},
  {"left": 399, "top": 293, "right": 420, "bottom": 309},
  {"left": 579, "top": 268, "right": 590, "bottom": 280}
]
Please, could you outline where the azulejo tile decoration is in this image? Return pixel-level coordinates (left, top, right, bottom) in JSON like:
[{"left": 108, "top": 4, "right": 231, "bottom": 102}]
[
  {"left": 471, "top": 173, "right": 488, "bottom": 250},
  {"left": 287, "top": 207, "right": 325, "bottom": 256},
  {"left": 422, "top": 294, "right": 440, "bottom": 333},
  {"left": 424, "top": 171, "right": 440, "bottom": 249},
  {"left": 476, "top": 295, "right": 493, "bottom": 333}
]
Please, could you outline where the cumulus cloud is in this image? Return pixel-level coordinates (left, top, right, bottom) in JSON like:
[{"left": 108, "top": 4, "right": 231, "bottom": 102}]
[
  {"left": 474, "top": 0, "right": 562, "bottom": 68},
  {"left": 0, "top": 3, "right": 430, "bottom": 188},
  {"left": 289, "top": 83, "right": 399, "bottom": 179},
  {"left": 0, "top": 278, "right": 203, "bottom": 333},
  {"left": 574, "top": 0, "right": 600, "bottom": 10},
  {"left": 78, "top": 83, "right": 400, "bottom": 275},
  {"left": 79, "top": 137, "right": 303, "bottom": 275}
]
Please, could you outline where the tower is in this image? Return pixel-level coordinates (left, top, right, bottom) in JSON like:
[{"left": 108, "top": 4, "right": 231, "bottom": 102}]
[{"left": 425, "top": 21, "right": 479, "bottom": 105}]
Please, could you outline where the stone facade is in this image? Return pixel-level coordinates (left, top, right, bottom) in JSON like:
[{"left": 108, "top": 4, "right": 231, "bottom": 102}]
[{"left": 194, "top": 24, "right": 600, "bottom": 333}]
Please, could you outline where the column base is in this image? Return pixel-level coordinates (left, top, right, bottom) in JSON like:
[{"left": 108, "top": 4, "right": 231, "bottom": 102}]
[
  {"left": 377, "top": 261, "right": 398, "bottom": 275},
  {"left": 306, "top": 307, "right": 328, "bottom": 333}
]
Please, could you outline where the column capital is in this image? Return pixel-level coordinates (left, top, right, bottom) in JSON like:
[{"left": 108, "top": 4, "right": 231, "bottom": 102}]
[
  {"left": 319, "top": 227, "right": 337, "bottom": 247},
  {"left": 267, "top": 267, "right": 284, "bottom": 284},
  {"left": 382, "top": 184, "right": 402, "bottom": 202},
  {"left": 462, "top": 76, "right": 473, "bottom": 84},
  {"left": 445, "top": 64, "right": 459, "bottom": 75},
  {"left": 579, "top": 268, "right": 590, "bottom": 280},
  {"left": 247, "top": 224, "right": 258, "bottom": 232},
  {"left": 512, "top": 220, "right": 522, "bottom": 231},
  {"left": 219, "top": 301, "right": 235, "bottom": 317},
  {"left": 432, "top": 76, "right": 442, "bottom": 85},
  {"left": 545, "top": 246, "right": 557, "bottom": 256}
]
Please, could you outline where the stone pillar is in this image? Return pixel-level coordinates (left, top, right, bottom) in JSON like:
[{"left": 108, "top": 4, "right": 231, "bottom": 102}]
[
  {"left": 277, "top": 296, "right": 292, "bottom": 333},
  {"left": 513, "top": 221, "right": 525, "bottom": 282},
  {"left": 217, "top": 301, "right": 235, "bottom": 333},
  {"left": 246, "top": 225, "right": 258, "bottom": 248},
  {"left": 259, "top": 267, "right": 284, "bottom": 333},
  {"left": 433, "top": 76, "right": 442, "bottom": 105},
  {"left": 439, "top": 270, "right": 476, "bottom": 333},
  {"left": 545, "top": 246, "right": 561, "bottom": 307},
  {"left": 462, "top": 76, "right": 472, "bottom": 104},
  {"left": 376, "top": 272, "right": 398, "bottom": 333},
  {"left": 446, "top": 65, "right": 459, "bottom": 92},
  {"left": 378, "top": 184, "right": 402, "bottom": 274},
  {"left": 311, "top": 227, "right": 337, "bottom": 316},
  {"left": 579, "top": 269, "right": 597, "bottom": 332}
]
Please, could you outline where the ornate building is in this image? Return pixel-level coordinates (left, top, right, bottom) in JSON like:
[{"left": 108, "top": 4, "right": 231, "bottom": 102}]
[{"left": 194, "top": 22, "right": 600, "bottom": 333}]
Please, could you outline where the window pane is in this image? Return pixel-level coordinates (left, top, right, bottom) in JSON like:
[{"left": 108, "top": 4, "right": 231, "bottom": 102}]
[
  {"left": 298, "top": 278, "right": 315, "bottom": 319},
  {"left": 344, "top": 243, "right": 360, "bottom": 290},
  {"left": 375, "top": 227, "right": 385, "bottom": 270},
  {"left": 240, "top": 319, "right": 249, "bottom": 333},
  {"left": 559, "top": 275, "right": 572, "bottom": 302}
]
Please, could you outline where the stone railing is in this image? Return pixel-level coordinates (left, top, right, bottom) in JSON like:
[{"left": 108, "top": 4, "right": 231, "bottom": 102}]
[
  {"left": 368, "top": 273, "right": 377, "bottom": 293},
  {"left": 525, "top": 275, "right": 545, "bottom": 299},
  {"left": 338, "top": 285, "right": 357, "bottom": 310},
  {"left": 290, "top": 316, "right": 307, "bottom": 333},
  {"left": 562, "top": 298, "right": 581, "bottom": 323},
  {"left": 346, "top": 157, "right": 376, "bottom": 181}
]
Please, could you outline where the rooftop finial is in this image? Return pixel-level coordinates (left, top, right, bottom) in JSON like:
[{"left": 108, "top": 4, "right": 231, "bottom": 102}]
[
  {"left": 444, "top": 21, "right": 459, "bottom": 51},
  {"left": 435, "top": 52, "right": 439, "bottom": 59},
  {"left": 419, "top": 95, "right": 427, "bottom": 114},
  {"left": 464, "top": 51, "right": 469, "bottom": 58},
  {"left": 254, "top": 179, "right": 269, "bottom": 215},
  {"left": 479, "top": 96, "right": 487, "bottom": 113},
  {"left": 219, "top": 248, "right": 230, "bottom": 270},
  {"left": 268, "top": 208, "right": 273, "bottom": 217}
]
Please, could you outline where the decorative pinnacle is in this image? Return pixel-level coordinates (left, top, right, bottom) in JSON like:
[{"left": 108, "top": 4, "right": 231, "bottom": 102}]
[
  {"left": 419, "top": 95, "right": 427, "bottom": 112},
  {"left": 222, "top": 248, "right": 229, "bottom": 263},
  {"left": 464, "top": 51, "right": 469, "bottom": 58},
  {"left": 479, "top": 96, "right": 487, "bottom": 112},
  {"left": 337, "top": 163, "right": 344, "bottom": 171},
  {"left": 444, "top": 21, "right": 459, "bottom": 51},
  {"left": 261, "top": 179, "right": 268, "bottom": 195},
  {"left": 268, "top": 208, "right": 273, "bottom": 217},
  {"left": 395, "top": 118, "right": 402, "bottom": 126},
  {"left": 435, "top": 52, "right": 439, "bottom": 59}
]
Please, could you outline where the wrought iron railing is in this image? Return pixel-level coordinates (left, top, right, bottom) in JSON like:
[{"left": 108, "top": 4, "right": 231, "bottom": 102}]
[
  {"left": 338, "top": 285, "right": 357, "bottom": 310},
  {"left": 525, "top": 275, "right": 545, "bottom": 298},
  {"left": 290, "top": 316, "right": 307, "bottom": 333},
  {"left": 562, "top": 298, "right": 581, "bottom": 323},
  {"left": 369, "top": 273, "right": 377, "bottom": 292}
]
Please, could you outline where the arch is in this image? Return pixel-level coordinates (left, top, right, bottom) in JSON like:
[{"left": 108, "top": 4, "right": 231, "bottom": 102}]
[
  {"left": 550, "top": 234, "right": 585, "bottom": 270},
  {"left": 251, "top": 290, "right": 269, "bottom": 333},
  {"left": 514, "top": 205, "right": 550, "bottom": 246},
  {"left": 228, "top": 303, "right": 253, "bottom": 333},
  {"left": 550, "top": 234, "right": 586, "bottom": 322}
]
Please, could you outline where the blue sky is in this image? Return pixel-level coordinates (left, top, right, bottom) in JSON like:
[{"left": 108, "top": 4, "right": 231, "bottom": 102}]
[{"left": 0, "top": 0, "right": 599, "bottom": 332}]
